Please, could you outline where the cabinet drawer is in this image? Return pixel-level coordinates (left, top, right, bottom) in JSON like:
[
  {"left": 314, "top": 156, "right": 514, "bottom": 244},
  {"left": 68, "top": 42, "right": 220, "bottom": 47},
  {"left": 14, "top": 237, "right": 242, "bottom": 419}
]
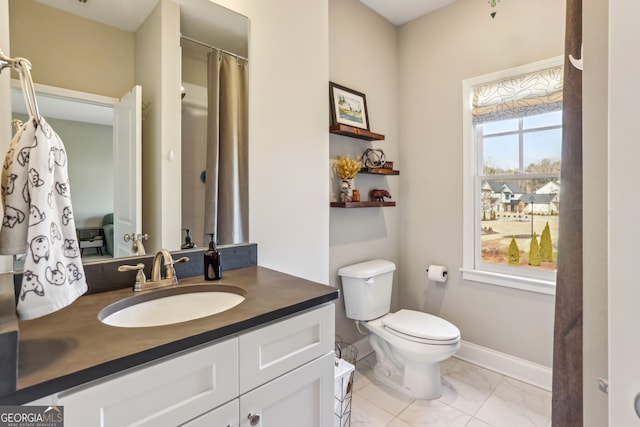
[
  {"left": 58, "top": 337, "right": 238, "bottom": 427},
  {"left": 239, "top": 303, "right": 334, "bottom": 394}
]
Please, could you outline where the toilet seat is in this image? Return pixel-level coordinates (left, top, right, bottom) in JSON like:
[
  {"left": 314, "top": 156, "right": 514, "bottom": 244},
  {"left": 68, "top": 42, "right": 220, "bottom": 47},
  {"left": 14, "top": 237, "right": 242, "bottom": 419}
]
[{"left": 382, "top": 309, "right": 460, "bottom": 345}]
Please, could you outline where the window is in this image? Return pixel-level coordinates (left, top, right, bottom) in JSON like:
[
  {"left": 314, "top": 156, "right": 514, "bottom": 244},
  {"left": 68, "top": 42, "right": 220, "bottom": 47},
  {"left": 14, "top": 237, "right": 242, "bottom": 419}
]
[{"left": 462, "top": 57, "right": 563, "bottom": 295}]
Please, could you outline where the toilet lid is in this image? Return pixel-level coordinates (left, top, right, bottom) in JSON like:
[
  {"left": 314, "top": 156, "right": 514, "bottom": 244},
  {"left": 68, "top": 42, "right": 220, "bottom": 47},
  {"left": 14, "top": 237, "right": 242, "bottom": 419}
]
[{"left": 382, "top": 309, "right": 460, "bottom": 342}]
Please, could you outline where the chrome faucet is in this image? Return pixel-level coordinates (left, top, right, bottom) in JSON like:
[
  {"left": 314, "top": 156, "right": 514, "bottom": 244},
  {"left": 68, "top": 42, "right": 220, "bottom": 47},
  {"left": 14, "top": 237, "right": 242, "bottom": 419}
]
[{"left": 118, "top": 249, "right": 189, "bottom": 291}]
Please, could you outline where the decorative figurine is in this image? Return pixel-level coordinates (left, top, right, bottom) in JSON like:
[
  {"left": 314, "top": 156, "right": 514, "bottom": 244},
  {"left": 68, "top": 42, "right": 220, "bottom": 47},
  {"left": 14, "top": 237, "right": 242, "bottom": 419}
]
[{"left": 370, "top": 189, "right": 392, "bottom": 202}]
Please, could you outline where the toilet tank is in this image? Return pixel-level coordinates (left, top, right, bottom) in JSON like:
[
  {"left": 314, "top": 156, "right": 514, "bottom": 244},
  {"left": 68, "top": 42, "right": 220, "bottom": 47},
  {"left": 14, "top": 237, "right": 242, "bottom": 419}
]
[{"left": 338, "top": 259, "right": 396, "bottom": 321}]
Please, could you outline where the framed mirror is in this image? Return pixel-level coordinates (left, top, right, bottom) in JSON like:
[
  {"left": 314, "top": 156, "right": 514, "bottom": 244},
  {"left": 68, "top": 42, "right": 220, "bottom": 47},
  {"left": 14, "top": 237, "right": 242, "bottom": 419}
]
[{"left": 8, "top": 0, "right": 249, "bottom": 268}]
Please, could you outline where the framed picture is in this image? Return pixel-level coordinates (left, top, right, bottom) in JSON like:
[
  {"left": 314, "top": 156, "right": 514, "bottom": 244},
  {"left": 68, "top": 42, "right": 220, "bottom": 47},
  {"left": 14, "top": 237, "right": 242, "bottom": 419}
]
[{"left": 329, "top": 82, "right": 370, "bottom": 130}]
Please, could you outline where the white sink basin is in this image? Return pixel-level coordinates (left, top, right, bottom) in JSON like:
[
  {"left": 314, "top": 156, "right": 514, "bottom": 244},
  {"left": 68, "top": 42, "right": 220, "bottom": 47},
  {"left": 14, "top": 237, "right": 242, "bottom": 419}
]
[{"left": 98, "top": 285, "right": 246, "bottom": 328}]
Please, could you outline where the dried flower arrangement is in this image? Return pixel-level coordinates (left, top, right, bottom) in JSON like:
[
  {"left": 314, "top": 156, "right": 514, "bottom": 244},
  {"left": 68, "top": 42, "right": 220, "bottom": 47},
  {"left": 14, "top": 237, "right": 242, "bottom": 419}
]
[{"left": 334, "top": 155, "right": 362, "bottom": 179}]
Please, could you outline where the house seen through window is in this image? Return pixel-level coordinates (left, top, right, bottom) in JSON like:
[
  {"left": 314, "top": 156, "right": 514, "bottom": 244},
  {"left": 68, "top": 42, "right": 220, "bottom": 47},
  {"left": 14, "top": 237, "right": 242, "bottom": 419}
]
[
  {"left": 462, "top": 57, "right": 563, "bottom": 294},
  {"left": 479, "top": 111, "right": 561, "bottom": 270}
]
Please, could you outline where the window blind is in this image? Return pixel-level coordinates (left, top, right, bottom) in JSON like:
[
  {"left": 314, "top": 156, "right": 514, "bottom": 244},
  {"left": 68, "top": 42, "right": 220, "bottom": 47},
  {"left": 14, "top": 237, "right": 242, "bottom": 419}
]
[{"left": 472, "top": 66, "right": 563, "bottom": 124}]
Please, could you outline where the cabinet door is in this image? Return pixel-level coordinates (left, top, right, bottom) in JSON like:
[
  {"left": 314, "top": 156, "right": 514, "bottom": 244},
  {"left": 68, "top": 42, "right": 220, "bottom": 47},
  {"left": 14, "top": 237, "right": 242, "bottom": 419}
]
[
  {"left": 181, "top": 399, "right": 239, "bottom": 427},
  {"left": 58, "top": 337, "right": 238, "bottom": 427},
  {"left": 239, "top": 352, "right": 334, "bottom": 427},
  {"left": 239, "top": 304, "right": 334, "bottom": 393}
]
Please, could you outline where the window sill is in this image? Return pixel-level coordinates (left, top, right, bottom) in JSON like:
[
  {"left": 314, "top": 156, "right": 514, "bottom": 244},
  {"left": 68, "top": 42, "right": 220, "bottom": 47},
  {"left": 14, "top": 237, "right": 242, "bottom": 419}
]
[{"left": 461, "top": 268, "right": 556, "bottom": 295}]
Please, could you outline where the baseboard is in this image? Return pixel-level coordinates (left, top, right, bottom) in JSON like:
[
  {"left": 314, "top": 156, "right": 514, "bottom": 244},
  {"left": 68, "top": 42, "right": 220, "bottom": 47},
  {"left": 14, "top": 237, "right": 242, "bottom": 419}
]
[
  {"left": 351, "top": 336, "right": 552, "bottom": 391},
  {"left": 455, "top": 340, "right": 552, "bottom": 391}
]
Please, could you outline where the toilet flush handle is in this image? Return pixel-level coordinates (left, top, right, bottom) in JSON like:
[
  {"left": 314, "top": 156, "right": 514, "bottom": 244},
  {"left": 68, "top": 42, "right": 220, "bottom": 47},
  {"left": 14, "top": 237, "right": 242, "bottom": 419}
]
[{"left": 365, "top": 277, "right": 375, "bottom": 284}]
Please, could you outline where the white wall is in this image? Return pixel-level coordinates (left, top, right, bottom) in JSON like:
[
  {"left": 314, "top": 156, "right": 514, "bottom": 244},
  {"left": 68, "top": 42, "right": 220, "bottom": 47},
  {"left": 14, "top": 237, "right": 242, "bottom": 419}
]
[
  {"left": 246, "top": 0, "right": 330, "bottom": 284},
  {"left": 398, "top": 0, "right": 565, "bottom": 367},
  {"left": 328, "top": 0, "right": 400, "bottom": 345}
]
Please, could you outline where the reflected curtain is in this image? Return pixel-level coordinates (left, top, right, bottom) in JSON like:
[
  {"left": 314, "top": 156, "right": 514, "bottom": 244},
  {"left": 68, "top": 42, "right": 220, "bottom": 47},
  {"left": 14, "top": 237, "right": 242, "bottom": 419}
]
[
  {"left": 552, "top": 0, "right": 582, "bottom": 425},
  {"left": 203, "top": 50, "right": 249, "bottom": 245}
]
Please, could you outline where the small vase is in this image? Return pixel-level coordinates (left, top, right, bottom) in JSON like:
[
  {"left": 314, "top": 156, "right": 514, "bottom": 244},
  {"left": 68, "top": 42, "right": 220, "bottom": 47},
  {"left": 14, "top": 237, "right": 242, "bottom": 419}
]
[{"left": 339, "top": 178, "right": 354, "bottom": 202}]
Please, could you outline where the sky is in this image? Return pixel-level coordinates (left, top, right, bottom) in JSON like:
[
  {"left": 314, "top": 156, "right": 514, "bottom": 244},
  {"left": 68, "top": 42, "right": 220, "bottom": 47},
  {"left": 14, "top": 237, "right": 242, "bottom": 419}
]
[{"left": 482, "top": 111, "right": 562, "bottom": 172}]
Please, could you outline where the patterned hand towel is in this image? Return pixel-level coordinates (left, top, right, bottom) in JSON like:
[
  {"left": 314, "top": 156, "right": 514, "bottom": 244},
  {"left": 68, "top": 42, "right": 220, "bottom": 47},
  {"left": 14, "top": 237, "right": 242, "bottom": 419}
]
[{"left": 0, "top": 117, "right": 87, "bottom": 320}]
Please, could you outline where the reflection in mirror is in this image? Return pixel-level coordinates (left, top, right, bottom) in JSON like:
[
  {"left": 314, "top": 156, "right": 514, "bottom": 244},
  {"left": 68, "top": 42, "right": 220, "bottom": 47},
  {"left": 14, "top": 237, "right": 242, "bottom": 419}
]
[
  {"left": 180, "top": 81, "right": 208, "bottom": 248},
  {"left": 9, "top": 0, "right": 250, "bottom": 264},
  {"left": 10, "top": 82, "right": 143, "bottom": 269},
  {"left": 180, "top": 49, "right": 249, "bottom": 248},
  {"left": 179, "top": 1, "right": 250, "bottom": 248}
]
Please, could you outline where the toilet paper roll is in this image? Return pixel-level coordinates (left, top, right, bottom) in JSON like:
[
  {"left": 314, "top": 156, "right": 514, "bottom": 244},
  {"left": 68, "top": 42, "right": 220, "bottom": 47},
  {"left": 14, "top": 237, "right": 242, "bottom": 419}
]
[{"left": 428, "top": 265, "right": 448, "bottom": 282}]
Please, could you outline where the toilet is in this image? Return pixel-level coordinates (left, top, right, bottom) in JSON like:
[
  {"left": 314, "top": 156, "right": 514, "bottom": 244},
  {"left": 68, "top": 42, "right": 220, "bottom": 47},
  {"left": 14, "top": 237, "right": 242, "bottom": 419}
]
[{"left": 339, "top": 259, "right": 460, "bottom": 399}]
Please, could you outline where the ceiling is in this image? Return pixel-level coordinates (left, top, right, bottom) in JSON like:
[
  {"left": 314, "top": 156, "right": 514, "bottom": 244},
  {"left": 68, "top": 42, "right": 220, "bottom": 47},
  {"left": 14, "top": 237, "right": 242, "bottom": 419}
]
[
  {"left": 35, "top": 0, "right": 457, "bottom": 30},
  {"left": 359, "top": 0, "right": 458, "bottom": 26},
  {"left": 34, "top": 0, "right": 158, "bottom": 32}
]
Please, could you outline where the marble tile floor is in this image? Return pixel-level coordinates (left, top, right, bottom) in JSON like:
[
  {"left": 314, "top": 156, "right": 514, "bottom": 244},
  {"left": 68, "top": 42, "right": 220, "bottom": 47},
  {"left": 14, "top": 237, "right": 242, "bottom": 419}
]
[{"left": 347, "top": 353, "right": 551, "bottom": 427}]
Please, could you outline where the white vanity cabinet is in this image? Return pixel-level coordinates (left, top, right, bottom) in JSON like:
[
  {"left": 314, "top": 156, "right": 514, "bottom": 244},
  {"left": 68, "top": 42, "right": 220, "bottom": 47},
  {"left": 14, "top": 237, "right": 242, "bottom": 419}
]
[{"left": 49, "top": 303, "right": 335, "bottom": 427}]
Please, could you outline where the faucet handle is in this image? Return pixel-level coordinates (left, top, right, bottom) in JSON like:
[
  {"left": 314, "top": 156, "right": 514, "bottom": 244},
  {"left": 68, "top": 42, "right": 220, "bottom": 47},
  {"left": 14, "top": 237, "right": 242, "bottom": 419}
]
[
  {"left": 118, "top": 263, "right": 147, "bottom": 290},
  {"left": 164, "top": 256, "right": 189, "bottom": 282}
]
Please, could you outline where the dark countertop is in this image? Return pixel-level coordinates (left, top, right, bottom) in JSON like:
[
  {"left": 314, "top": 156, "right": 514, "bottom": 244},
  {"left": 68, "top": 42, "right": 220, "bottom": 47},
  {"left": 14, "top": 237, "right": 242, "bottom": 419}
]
[{"left": 0, "top": 266, "right": 338, "bottom": 404}]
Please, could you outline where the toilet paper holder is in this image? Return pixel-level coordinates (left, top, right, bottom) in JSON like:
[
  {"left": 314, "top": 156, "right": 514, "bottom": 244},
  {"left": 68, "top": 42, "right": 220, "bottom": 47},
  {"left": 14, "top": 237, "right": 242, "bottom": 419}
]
[
  {"left": 425, "top": 267, "right": 448, "bottom": 277},
  {"left": 426, "top": 265, "right": 448, "bottom": 282}
]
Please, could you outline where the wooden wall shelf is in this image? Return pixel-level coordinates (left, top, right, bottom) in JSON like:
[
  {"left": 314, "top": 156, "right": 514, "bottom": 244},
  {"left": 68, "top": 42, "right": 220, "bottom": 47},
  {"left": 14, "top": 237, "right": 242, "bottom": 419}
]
[
  {"left": 330, "top": 201, "right": 396, "bottom": 208},
  {"left": 359, "top": 167, "right": 399, "bottom": 175},
  {"left": 329, "top": 124, "right": 385, "bottom": 141}
]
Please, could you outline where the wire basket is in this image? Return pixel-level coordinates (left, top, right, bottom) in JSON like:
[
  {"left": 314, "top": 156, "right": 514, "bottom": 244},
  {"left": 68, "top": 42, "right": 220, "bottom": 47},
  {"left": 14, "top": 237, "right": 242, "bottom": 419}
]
[{"left": 334, "top": 337, "right": 358, "bottom": 427}]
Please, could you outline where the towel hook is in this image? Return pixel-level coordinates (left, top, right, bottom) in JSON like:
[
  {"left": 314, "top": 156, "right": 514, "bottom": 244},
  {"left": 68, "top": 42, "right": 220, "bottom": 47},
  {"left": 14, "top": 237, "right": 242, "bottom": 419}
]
[
  {"left": 0, "top": 50, "right": 41, "bottom": 122},
  {"left": 0, "top": 49, "right": 12, "bottom": 73}
]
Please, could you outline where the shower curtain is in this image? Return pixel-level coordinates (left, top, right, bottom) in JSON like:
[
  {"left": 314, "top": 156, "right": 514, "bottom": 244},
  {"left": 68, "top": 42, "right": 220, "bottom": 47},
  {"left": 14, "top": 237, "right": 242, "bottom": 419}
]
[
  {"left": 203, "top": 50, "right": 249, "bottom": 245},
  {"left": 552, "top": 0, "right": 582, "bottom": 425}
]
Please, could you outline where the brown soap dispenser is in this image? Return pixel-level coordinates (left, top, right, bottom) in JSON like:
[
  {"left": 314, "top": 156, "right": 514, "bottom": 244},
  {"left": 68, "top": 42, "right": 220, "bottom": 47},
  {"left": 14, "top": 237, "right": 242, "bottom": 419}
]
[{"left": 204, "top": 233, "right": 222, "bottom": 280}]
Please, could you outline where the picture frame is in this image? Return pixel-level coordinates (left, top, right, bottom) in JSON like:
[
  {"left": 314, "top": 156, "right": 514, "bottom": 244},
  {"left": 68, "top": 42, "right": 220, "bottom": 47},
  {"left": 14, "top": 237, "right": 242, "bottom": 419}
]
[{"left": 329, "top": 82, "right": 370, "bottom": 131}]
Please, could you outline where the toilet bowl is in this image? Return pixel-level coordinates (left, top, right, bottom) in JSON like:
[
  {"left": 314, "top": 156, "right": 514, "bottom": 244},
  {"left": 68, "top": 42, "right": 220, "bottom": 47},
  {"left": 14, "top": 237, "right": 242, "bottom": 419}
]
[
  {"left": 339, "top": 260, "right": 461, "bottom": 399},
  {"left": 363, "top": 309, "right": 460, "bottom": 399}
]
